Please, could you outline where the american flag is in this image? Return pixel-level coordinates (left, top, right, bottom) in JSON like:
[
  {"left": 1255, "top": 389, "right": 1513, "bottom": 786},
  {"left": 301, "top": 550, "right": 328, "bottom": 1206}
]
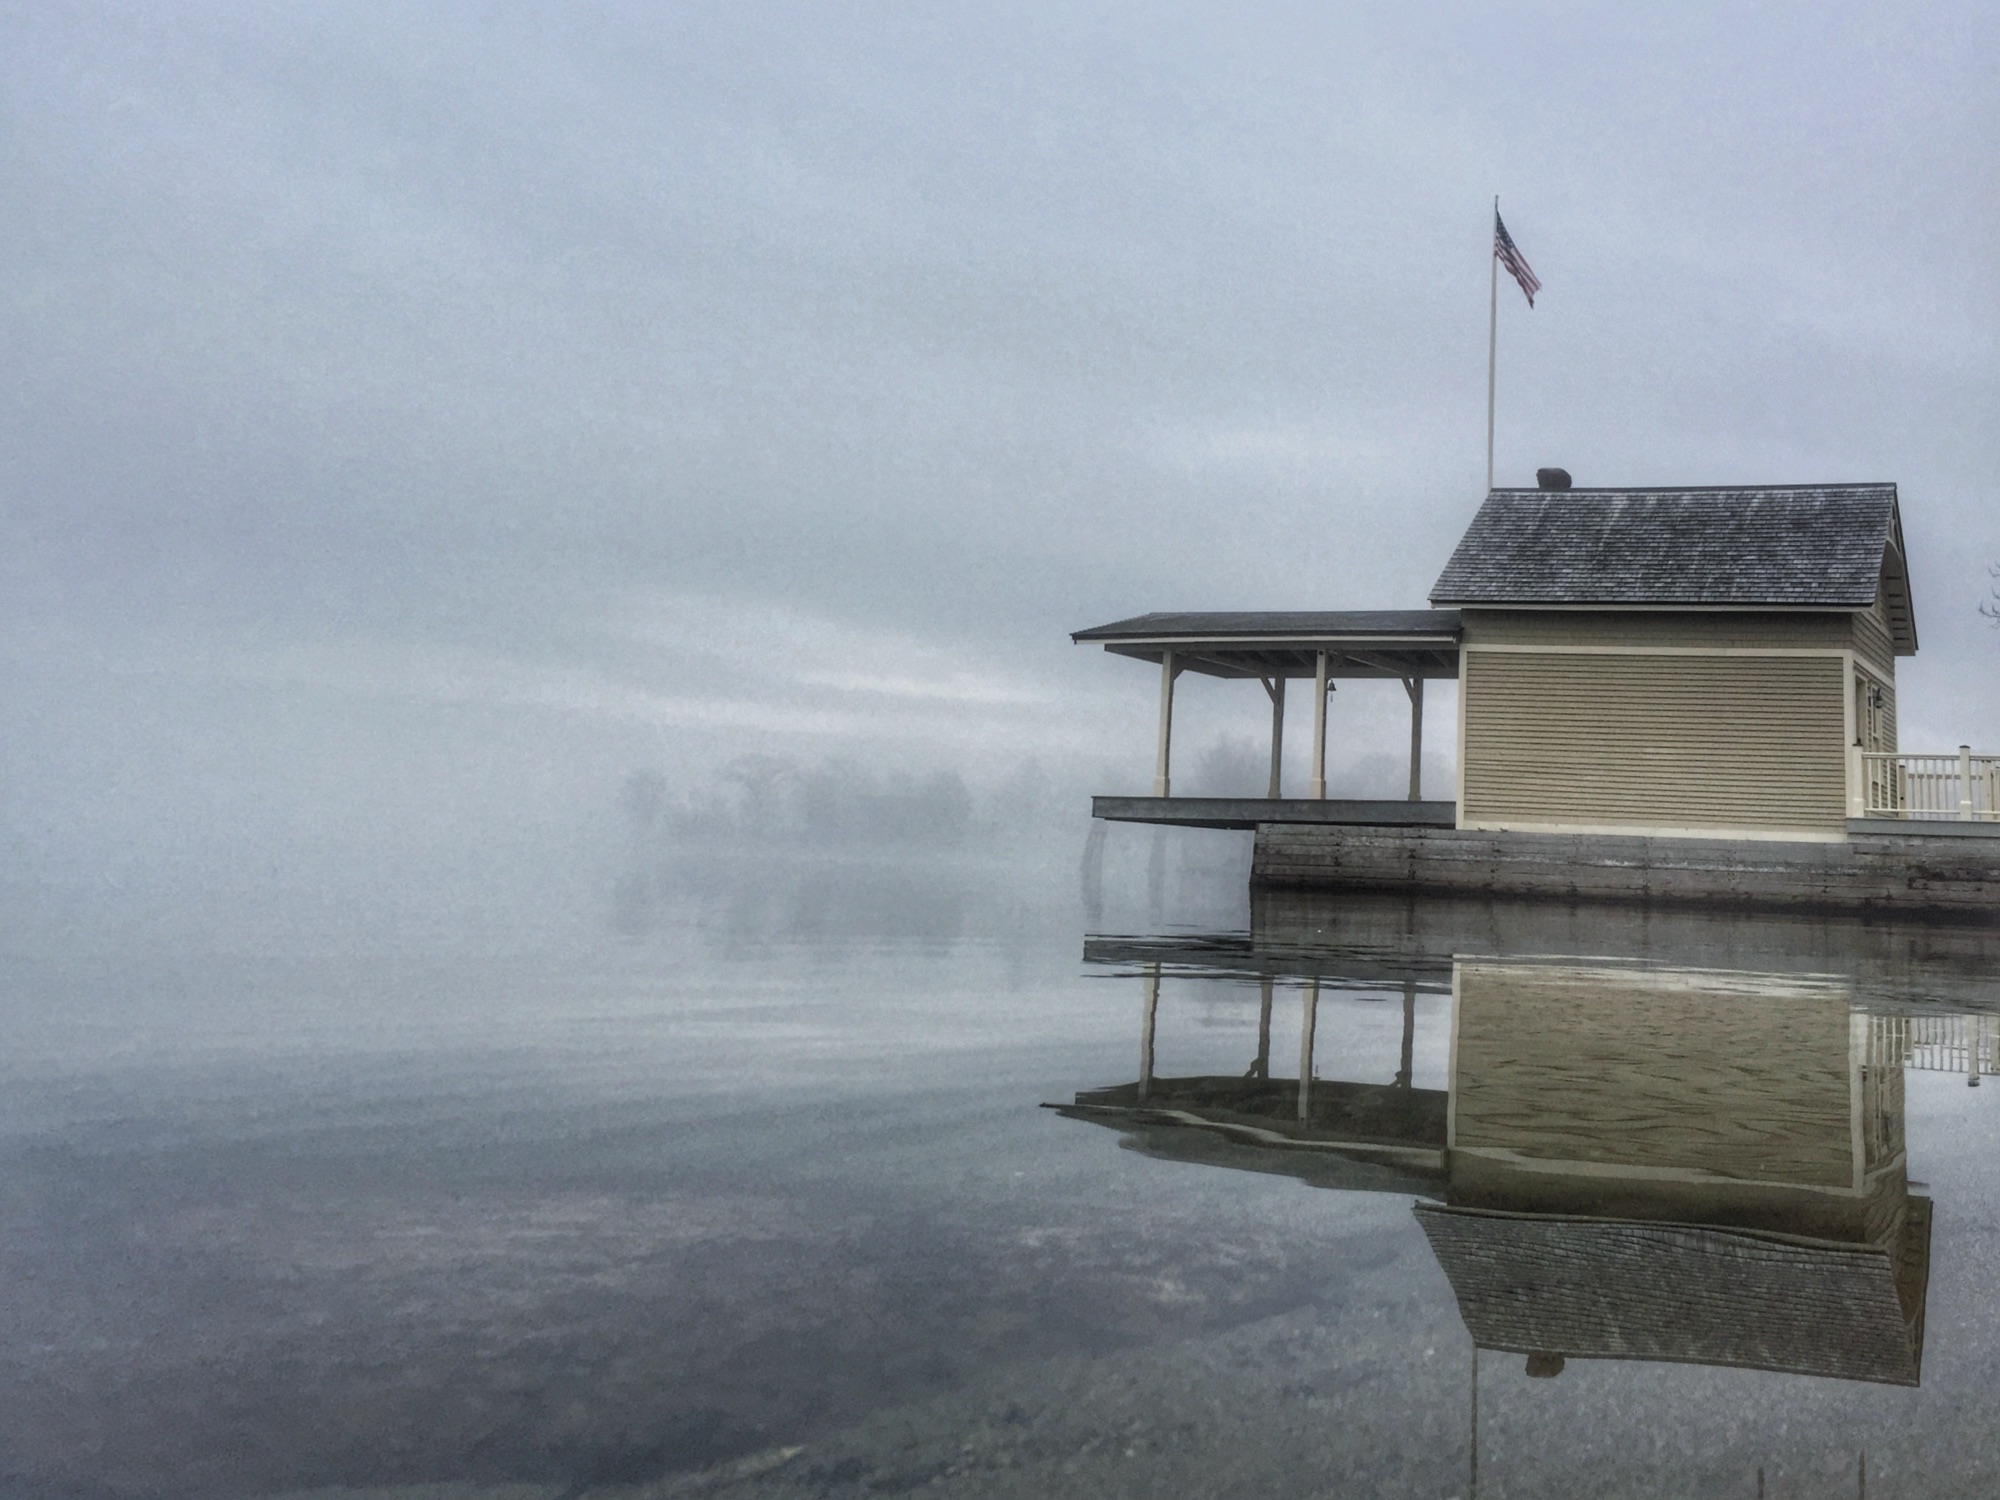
[{"left": 1494, "top": 211, "right": 1541, "bottom": 307}]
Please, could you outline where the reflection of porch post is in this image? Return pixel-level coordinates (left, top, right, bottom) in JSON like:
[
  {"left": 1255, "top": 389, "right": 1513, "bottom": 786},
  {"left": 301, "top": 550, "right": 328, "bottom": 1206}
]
[
  {"left": 1252, "top": 976, "right": 1273, "bottom": 1078},
  {"left": 1309, "top": 652, "right": 1329, "bottom": 800},
  {"left": 1139, "top": 963, "right": 1160, "bottom": 1102},
  {"left": 1265, "top": 677, "right": 1286, "bottom": 799},
  {"left": 1397, "top": 980, "right": 1416, "bottom": 1089},
  {"left": 1405, "top": 678, "right": 1425, "bottom": 801},
  {"left": 1297, "top": 978, "right": 1319, "bottom": 1121},
  {"left": 1152, "top": 653, "right": 1178, "bottom": 798}
]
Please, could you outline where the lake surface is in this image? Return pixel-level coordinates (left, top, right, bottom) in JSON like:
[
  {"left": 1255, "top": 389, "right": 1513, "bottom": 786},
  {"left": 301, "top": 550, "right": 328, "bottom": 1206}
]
[{"left": 6, "top": 868, "right": 2000, "bottom": 1498}]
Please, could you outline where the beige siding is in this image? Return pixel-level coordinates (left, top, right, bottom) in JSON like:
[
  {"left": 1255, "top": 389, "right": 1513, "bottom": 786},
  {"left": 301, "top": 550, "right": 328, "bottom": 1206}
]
[
  {"left": 1853, "top": 590, "right": 1898, "bottom": 679},
  {"left": 1462, "top": 648, "right": 1849, "bottom": 833},
  {"left": 1463, "top": 609, "right": 1850, "bottom": 651},
  {"left": 1452, "top": 962, "right": 1858, "bottom": 1187}
]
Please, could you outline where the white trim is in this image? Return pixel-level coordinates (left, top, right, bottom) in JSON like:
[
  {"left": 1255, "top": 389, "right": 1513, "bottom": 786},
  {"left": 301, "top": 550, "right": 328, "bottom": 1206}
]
[
  {"left": 1446, "top": 1146, "right": 1871, "bottom": 1196},
  {"left": 1852, "top": 659, "right": 1894, "bottom": 730},
  {"left": 1843, "top": 648, "right": 1859, "bottom": 816},
  {"left": 1456, "top": 817, "right": 1848, "bottom": 844},
  {"left": 1454, "top": 642, "right": 1470, "bottom": 830},
  {"left": 1460, "top": 957, "right": 1848, "bottom": 997},
  {"left": 1842, "top": 648, "right": 1858, "bottom": 741},
  {"left": 1461, "top": 642, "right": 1849, "bottom": 658},
  {"left": 1849, "top": 1010, "right": 1867, "bottom": 1194},
  {"left": 1445, "top": 963, "right": 1461, "bottom": 1150}
]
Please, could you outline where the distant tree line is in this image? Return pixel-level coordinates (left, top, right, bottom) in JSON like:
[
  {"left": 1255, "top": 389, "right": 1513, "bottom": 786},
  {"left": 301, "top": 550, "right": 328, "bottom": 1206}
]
[{"left": 619, "top": 755, "right": 1076, "bottom": 854}]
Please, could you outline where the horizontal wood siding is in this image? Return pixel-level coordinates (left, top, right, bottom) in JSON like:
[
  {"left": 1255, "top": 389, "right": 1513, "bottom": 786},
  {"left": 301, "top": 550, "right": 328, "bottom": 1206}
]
[
  {"left": 1853, "top": 592, "right": 1898, "bottom": 678},
  {"left": 1462, "top": 649, "right": 1848, "bottom": 833},
  {"left": 1452, "top": 963, "right": 1857, "bottom": 1186},
  {"left": 1463, "top": 610, "right": 1851, "bottom": 651}
]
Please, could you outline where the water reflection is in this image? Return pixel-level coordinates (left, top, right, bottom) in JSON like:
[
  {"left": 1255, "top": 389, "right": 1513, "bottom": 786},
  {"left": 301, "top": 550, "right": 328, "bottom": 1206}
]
[{"left": 1060, "top": 895, "right": 2000, "bottom": 1393}]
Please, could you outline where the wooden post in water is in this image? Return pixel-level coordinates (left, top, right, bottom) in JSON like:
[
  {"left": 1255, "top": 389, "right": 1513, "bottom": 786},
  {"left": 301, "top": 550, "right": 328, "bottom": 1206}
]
[
  {"left": 1397, "top": 980, "right": 1416, "bottom": 1090},
  {"left": 1253, "top": 977, "right": 1273, "bottom": 1078},
  {"left": 1139, "top": 964, "right": 1159, "bottom": 1102},
  {"left": 1468, "top": 1344, "right": 1479, "bottom": 1499},
  {"left": 1297, "top": 978, "right": 1319, "bottom": 1121}
]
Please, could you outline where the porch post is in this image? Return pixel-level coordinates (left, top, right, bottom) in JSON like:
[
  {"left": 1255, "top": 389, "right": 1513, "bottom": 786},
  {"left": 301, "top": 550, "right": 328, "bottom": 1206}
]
[
  {"left": 1405, "top": 677, "right": 1425, "bottom": 801},
  {"left": 1297, "top": 978, "right": 1319, "bottom": 1121},
  {"left": 1309, "top": 652, "right": 1329, "bottom": 800},
  {"left": 1265, "top": 677, "right": 1286, "bottom": 799},
  {"left": 1152, "top": 652, "right": 1177, "bottom": 798},
  {"left": 1962, "top": 745, "right": 1976, "bottom": 821}
]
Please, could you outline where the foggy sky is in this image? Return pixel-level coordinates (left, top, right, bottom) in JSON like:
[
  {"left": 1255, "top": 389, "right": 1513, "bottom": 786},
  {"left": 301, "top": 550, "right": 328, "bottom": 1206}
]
[{"left": 4, "top": 2, "right": 1997, "bottom": 934}]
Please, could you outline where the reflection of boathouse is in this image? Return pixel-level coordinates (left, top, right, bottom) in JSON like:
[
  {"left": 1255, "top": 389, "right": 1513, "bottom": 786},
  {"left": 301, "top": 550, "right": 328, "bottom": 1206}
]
[
  {"left": 1074, "top": 479, "right": 2000, "bottom": 914},
  {"left": 1426, "top": 960, "right": 1928, "bottom": 1386},
  {"left": 1063, "top": 915, "right": 1945, "bottom": 1386}
]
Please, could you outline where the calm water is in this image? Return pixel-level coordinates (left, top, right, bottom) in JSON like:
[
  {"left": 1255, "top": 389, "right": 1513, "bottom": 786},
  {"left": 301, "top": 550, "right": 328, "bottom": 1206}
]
[{"left": 5, "top": 873, "right": 2000, "bottom": 1498}]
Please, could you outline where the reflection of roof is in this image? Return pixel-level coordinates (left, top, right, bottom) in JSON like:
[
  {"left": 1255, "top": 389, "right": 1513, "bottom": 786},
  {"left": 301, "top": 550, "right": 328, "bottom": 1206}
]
[
  {"left": 1416, "top": 1202, "right": 1929, "bottom": 1386},
  {"left": 1429, "top": 486, "right": 1915, "bottom": 648}
]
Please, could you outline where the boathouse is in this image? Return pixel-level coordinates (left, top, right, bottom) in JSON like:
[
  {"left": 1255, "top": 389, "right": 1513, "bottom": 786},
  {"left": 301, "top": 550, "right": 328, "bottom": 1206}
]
[
  {"left": 1437, "top": 480, "right": 1913, "bottom": 839},
  {"left": 1075, "top": 476, "right": 2000, "bottom": 914}
]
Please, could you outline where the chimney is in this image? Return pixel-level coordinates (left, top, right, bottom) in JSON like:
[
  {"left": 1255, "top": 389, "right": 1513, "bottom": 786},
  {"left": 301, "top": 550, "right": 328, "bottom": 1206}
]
[{"left": 1536, "top": 467, "right": 1572, "bottom": 490}]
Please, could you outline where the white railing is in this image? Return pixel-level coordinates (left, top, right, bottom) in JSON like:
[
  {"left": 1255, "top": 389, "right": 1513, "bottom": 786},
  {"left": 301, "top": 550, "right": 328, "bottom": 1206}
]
[
  {"left": 1869, "top": 1014, "right": 2000, "bottom": 1079},
  {"left": 1860, "top": 748, "right": 2000, "bottom": 821}
]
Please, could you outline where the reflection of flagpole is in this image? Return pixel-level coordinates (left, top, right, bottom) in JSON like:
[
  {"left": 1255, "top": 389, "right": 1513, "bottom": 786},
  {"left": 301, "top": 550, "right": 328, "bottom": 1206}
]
[
  {"left": 1468, "top": 1342, "right": 1480, "bottom": 1497},
  {"left": 1486, "top": 197, "right": 1499, "bottom": 493}
]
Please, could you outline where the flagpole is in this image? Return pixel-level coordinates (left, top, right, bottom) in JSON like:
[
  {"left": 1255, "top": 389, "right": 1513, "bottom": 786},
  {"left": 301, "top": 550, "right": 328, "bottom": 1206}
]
[{"left": 1485, "top": 196, "right": 1498, "bottom": 493}]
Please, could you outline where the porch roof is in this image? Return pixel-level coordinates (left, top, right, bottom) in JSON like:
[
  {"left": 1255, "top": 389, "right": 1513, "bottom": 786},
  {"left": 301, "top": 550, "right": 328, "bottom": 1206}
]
[{"left": 1070, "top": 609, "right": 1462, "bottom": 679}]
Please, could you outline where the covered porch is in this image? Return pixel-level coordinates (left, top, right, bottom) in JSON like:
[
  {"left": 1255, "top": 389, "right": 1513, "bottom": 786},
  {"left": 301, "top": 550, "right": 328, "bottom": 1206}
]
[{"left": 1071, "top": 609, "right": 1462, "bottom": 828}]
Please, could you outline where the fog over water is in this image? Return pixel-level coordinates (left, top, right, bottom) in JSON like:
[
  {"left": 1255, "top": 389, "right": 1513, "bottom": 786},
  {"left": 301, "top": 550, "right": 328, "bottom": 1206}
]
[
  {"left": 6, "top": 9, "right": 2000, "bottom": 1496},
  {"left": 4, "top": 2, "right": 1998, "bottom": 942}
]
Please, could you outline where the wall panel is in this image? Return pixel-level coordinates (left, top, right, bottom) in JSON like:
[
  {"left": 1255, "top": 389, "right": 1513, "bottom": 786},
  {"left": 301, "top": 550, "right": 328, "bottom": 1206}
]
[{"left": 1461, "top": 648, "right": 1848, "bottom": 833}]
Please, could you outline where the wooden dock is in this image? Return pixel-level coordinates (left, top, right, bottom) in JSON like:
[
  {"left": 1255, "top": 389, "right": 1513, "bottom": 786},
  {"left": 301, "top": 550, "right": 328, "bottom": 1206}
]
[
  {"left": 1250, "top": 821, "right": 2000, "bottom": 919},
  {"left": 1090, "top": 795, "right": 1456, "bottom": 831}
]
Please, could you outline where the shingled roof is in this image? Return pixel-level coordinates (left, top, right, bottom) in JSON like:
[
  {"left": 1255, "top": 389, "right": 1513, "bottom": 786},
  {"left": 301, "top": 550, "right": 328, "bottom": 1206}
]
[
  {"left": 1430, "top": 485, "right": 1914, "bottom": 645},
  {"left": 1416, "top": 1202, "right": 1929, "bottom": 1386}
]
